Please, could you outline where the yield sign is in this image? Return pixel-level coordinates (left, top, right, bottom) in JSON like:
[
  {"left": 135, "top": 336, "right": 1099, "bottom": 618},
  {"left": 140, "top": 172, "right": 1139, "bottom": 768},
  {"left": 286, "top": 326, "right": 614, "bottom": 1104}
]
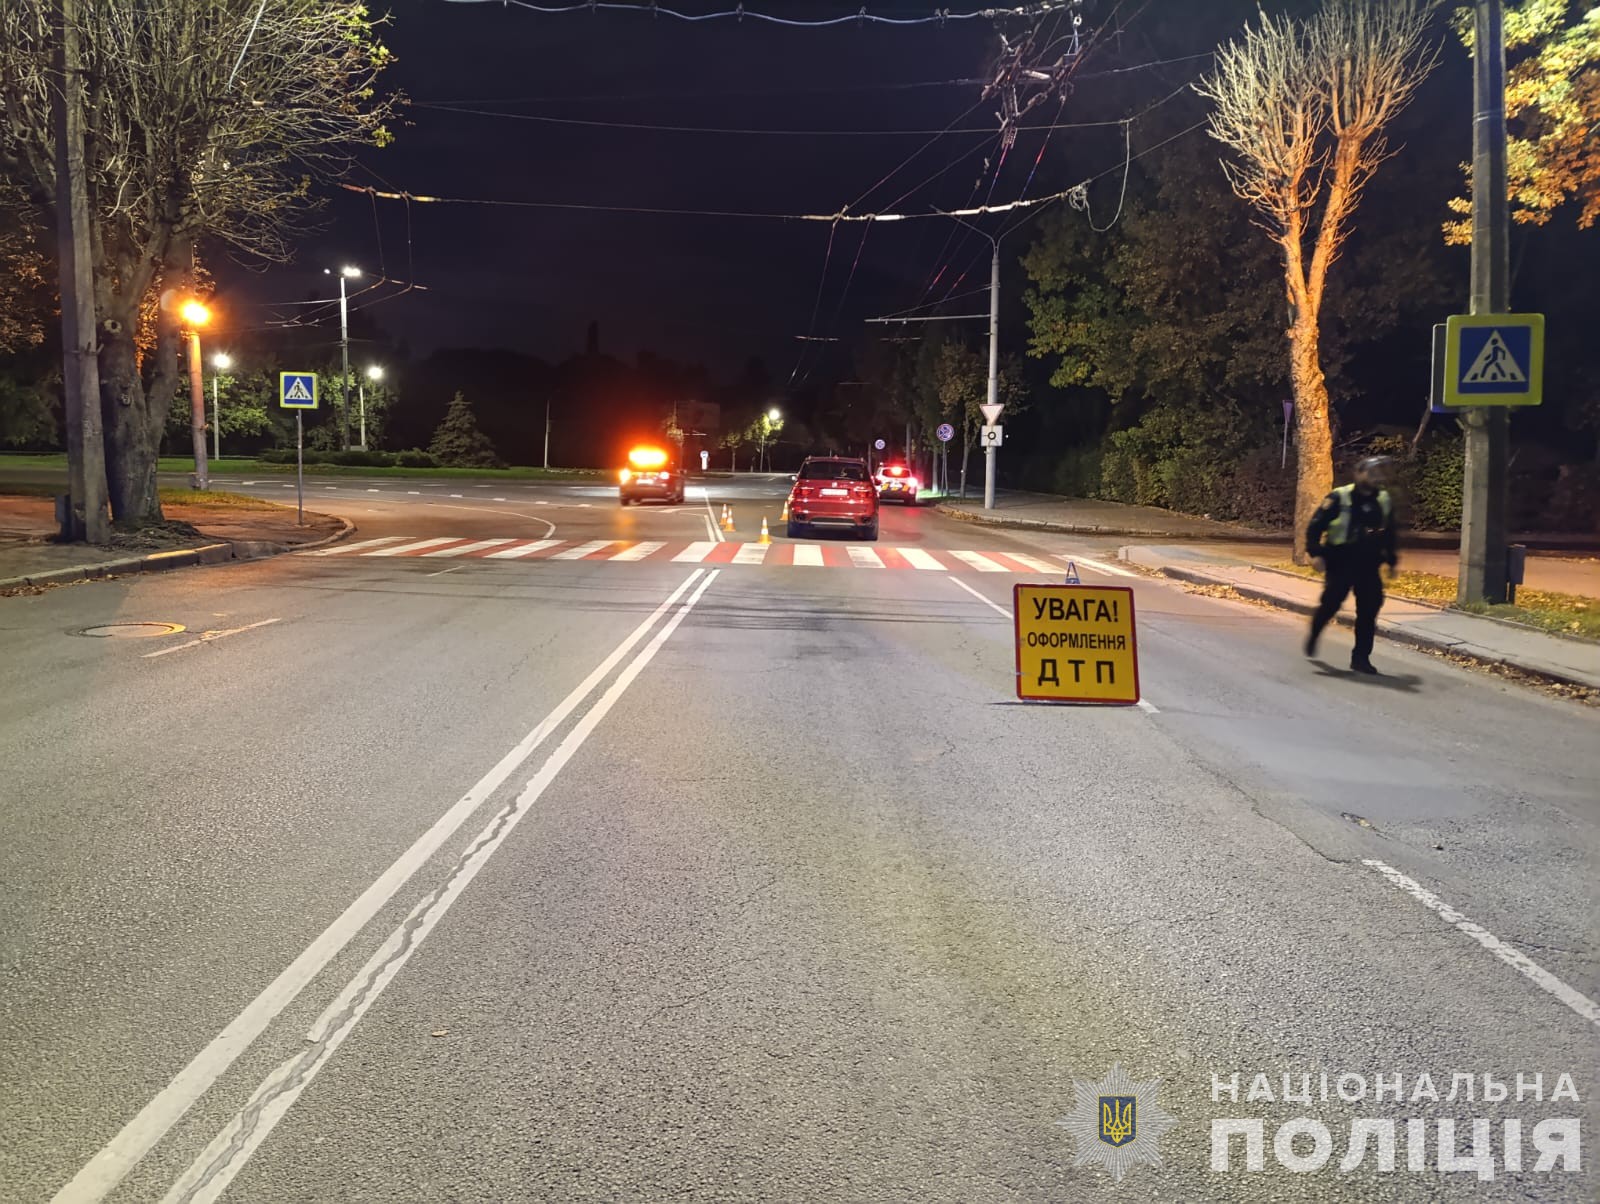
[{"left": 979, "top": 403, "right": 1004, "bottom": 425}]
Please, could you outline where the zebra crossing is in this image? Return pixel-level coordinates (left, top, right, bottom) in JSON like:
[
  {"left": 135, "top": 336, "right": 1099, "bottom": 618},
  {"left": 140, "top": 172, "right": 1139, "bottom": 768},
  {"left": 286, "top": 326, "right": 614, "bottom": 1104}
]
[{"left": 302, "top": 535, "right": 1075, "bottom": 575}]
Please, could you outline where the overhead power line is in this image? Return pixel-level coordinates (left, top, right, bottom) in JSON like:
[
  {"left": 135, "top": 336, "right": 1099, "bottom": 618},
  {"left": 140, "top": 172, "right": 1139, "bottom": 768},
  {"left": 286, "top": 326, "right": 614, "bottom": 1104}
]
[
  {"left": 409, "top": 101, "right": 1131, "bottom": 137},
  {"left": 441, "top": 0, "right": 1073, "bottom": 28}
]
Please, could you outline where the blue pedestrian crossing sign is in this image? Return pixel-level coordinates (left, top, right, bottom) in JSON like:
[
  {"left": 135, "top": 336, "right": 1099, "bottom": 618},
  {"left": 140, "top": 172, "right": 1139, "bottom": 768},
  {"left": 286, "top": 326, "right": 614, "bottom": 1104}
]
[
  {"left": 279, "top": 372, "right": 318, "bottom": 409},
  {"left": 1443, "top": 313, "right": 1543, "bottom": 407}
]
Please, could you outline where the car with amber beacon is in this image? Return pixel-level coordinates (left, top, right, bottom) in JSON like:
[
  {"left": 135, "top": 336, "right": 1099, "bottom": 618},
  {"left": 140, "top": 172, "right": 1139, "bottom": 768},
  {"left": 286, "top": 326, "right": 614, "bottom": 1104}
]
[
  {"left": 874, "top": 462, "right": 920, "bottom": 504},
  {"left": 786, "top": 456, "right": 878, "bottom": 541},
  {"left": 619, "top": 445, "right": 685, "bottom": 506}
]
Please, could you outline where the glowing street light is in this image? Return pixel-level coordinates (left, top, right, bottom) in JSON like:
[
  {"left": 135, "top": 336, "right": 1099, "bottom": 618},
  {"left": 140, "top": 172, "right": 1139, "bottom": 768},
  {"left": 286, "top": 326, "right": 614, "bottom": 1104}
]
[
  {"left": 324, "top": 266, "right": 363, "bottom": 448},
  {"left": 180, "top": 299, "right": 211, "bottom": 328},
  {"left": 209, "top": 352, "right": 233, "bottom": 460}
]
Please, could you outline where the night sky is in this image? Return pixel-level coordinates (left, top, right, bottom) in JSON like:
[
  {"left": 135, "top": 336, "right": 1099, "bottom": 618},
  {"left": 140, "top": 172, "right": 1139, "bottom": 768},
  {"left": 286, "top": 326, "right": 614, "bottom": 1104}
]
[{"left": 216, "top": 0, "right": 1153, "bottom": 380}]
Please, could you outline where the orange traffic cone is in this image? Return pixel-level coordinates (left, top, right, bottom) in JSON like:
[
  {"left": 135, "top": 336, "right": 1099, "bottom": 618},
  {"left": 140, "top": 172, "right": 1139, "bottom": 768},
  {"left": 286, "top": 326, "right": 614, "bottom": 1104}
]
[
  {"left": 721, "top": 505, "right": 735, "bottom": 532},
  {"left": 780, "top": 499, "right": 790, "bottom": 522},
  {"left": 758, "top": 517, "right": 772, "bottom": 545}
]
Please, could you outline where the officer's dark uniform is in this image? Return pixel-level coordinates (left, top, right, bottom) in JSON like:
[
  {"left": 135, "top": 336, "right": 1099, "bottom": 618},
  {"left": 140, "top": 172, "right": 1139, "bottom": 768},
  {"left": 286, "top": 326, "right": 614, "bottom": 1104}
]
[{"left": 1304, "top": 481, "right": 1397, "bottom": 673}]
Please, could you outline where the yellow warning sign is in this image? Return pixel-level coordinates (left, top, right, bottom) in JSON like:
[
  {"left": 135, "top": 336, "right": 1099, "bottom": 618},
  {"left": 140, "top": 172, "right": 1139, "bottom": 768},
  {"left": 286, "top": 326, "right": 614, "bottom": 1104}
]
[{"left": 1014, "top": 583, "right": 1140, "bottom": 704}]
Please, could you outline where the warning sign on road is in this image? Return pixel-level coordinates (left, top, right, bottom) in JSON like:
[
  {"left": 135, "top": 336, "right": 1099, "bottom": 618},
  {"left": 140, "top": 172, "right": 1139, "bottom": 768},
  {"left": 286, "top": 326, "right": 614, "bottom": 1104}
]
[
  {"left": 1014, "top": 583, "right": 1139, "bottom": 704},
  {"left": 279, "top": 372, "right": 318, "bottom": 409}
]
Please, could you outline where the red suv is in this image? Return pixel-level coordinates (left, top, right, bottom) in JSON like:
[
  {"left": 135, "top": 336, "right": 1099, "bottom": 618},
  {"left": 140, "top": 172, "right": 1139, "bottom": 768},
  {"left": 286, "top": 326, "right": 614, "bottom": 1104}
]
[{"left": 787, "top": 457, "right": 879, "bottom": 541}]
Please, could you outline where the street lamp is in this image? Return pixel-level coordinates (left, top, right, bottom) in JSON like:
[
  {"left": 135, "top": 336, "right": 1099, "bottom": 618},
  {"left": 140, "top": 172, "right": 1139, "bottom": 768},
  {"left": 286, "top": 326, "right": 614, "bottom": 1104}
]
[
  {"left": 325, "top": 265, "right": 362, "bottom": 449},
  {"left": 358, "top": 363, "right": 383, "bottom": 450},
  {"left": 211, "top": 351, "right": 232, "bottom": 461},
  {"left": 180, "top": 299, "right": 212, "bottom": 488},
  {"left": 760, "top": 407, "right": 781, "bottom": 472}
]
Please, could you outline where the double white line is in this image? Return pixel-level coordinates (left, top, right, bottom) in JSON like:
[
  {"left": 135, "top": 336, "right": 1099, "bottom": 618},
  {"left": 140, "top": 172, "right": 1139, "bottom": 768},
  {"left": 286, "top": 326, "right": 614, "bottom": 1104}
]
[{"left": 52, "top": 569, "right": 720, "bottom": 1204}]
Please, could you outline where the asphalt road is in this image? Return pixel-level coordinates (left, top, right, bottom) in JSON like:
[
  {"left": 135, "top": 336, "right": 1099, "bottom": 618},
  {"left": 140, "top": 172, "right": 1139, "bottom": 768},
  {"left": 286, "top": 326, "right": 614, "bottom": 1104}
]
[{"left": 2, "top": 473, "right": 1596, "bottom": 1203}]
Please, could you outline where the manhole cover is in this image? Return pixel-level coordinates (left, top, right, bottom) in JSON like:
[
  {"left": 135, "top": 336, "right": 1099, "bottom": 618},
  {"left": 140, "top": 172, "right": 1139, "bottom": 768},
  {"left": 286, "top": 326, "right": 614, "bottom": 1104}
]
[{"left": 80, "top": 622, "right": 187, "bottom": 638}]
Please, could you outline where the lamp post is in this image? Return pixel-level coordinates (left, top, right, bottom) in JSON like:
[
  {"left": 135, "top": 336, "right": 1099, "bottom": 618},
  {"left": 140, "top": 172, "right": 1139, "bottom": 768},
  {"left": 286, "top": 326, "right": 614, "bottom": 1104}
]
[
  {"left": 760, "top": 407, "right": 781, "bottom": 472},
  {"left": 180, "top": 299, "right": 212, "bottom": 489},
  {"left": 326, "top": 265, "right": 361, "bottom": 449},
  {"left": 359, "top": 364, "right": 382, "bottom": 451},
  {"left": 211, "top": 351, "right": 232, "bottom": 460}
]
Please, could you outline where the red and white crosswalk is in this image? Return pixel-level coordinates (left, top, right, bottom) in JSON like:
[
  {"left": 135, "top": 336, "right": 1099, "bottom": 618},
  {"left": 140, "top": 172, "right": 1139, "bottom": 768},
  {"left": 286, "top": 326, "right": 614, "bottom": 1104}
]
[{"left": 302, "top": 535, "right": 1072, "bottom": 574}]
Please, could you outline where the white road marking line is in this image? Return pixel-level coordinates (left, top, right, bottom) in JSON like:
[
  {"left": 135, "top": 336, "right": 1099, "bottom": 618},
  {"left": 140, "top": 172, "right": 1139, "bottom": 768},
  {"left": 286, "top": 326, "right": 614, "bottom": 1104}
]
[
  {"left": 140, "top": 619, "right": 282, "bottom": 660},
  {"left": 673, "top": 541, "right": 718, "bottom": 563},
  {"left": 898, "top": 547, "right": 946, "bottom": 571},
  {"left": 425, "top": 565, "right": 466, "bottom": 578},
  {"left": 792, "top": 544, "right": 824, "bottom": 567},
  {"left": 449, "top": 493, "right": 463, "bottom": 499},
  {"left": 950, "top": 550, "right": 1006, "bottom": 573},
  {"left": 1362, "top": 860, "right": 1600, "bottom": 1029},
  {"left": 699, "top": 486, "right": 723, "bottom": 543},
  {"left": 362, "top": 537, "right": 460, "bottom": 557},
  {"left": 1062, "top": 553, "right": 1137, "bottom": 579},
  {"left": 158, "top": 571, "right": 723, "bottom": 1204},
  {"left": 951, "top": 577, "right": 1011, "bottom": 618},
  {"left": 303, "top": 536, "right": 408, "bottom": 557},
  {"left": 493, "top": 497, "right": 507, "bottom": 502},
  {"left": 421, "top": 502, "right": 555, "bottom": 540},
  {"left": 1006, "top": 552, "right": 1058, "bottom": 573},
  {"left": 51, "top": 572, "right": 707, "bottom": 1204},
  {"left": 732, "top": 543, "right": 769, "bottom": 565},
  {"left": 420, "top": 539, "right": 516, "bottom": 558},
  {"left": 366, "top": 488, "right": 379, "bottom": 493},
  {"left": 1136, "top": 699, "right": 1160, "bottom": 714},
  {"left": 611, "top": 541, "right": 666, "bottom": 562},
  {"left": 407, "top": 491, "right": 420, "bottom": 495},
  {"left": 551, "top": 540, "right": 613, "bottom": 560},
  {"left": 484, "top": 539, "right": 560, "bottom": 559},
  {"left": 240, "top": 481, "right": 255, "bottom": 485},
  {"left": 848, "top": 546, "right": 885, "bottom": 568}
]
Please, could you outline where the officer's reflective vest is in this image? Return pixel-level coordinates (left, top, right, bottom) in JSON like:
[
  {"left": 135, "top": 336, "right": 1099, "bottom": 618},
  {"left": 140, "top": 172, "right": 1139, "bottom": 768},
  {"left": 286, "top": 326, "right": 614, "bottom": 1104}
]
[{"left": 1324, "top": 484, "right": 1392, "bottom": 546}]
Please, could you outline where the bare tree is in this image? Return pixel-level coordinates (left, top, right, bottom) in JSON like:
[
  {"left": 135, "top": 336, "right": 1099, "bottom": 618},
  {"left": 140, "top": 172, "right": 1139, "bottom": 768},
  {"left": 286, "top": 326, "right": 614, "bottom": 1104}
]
[
  {"left": 1196, "top": 0, "right": 1438, "bottom": 560},
  {"left": 0, "top": 1, "right": 396, "bottom": 526}
]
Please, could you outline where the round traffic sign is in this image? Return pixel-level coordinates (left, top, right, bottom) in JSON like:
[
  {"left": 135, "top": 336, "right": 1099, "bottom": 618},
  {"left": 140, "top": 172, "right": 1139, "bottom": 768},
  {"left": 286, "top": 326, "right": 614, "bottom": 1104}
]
[
  {"left": 936, "top": 423, "right": 954, "bottom": 443},
  {"left": 874, "top": 438, "right": 886, "bottom": 450}
]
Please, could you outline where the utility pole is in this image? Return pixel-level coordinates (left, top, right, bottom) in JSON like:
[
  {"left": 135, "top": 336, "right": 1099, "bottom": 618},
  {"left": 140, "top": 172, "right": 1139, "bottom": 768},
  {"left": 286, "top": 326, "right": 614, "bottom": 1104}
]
[
  {"left": 543, "top": 398, "right": 551, "bottom": 469},
  {"left": 52, "top": 0, "right": 109, "bottom": 543},
  {"left": 983, "top": 243, "right": 1000, "bottom": 512},
  {"left": 338, "top": 273, "right": 352, "bottom": 451},
  {"left": 1458, "top": 0, "right": 1510, "bottom": 604}
]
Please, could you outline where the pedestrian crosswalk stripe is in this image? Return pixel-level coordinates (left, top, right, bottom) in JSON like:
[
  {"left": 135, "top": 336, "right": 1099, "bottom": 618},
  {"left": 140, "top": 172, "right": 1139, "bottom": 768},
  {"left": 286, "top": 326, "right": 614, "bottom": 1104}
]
[
  {"left": 610, "top": 541, "right": 665, "bottom": 562},
  {"left": 674, "top": 540, "right": 718, "bottom": 563},
  {"left": 899, "top": 547, "right": 945, "bottom": 571},
  {"left": 551, "top": 539, "right": 615, "bottom": 560},
  {"left": 365, "top": 537, "right": 461, "bottom": 557},
  {"left": 304, "top": 538, "right": 1095, "bottom": 575},
  {"left": 949, "top": 550, "right": 1006, "bottom": 573},
  {"left": 421, "top": 538, "right": 517, "bottom": 558},
  {"left": 848, "top": 546, "right": 885, "bottom": 568}
]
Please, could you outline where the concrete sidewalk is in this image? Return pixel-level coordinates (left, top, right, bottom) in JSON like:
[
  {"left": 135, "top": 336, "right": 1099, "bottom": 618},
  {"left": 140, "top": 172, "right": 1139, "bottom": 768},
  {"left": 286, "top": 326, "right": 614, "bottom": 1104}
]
[
  {"left": 1121, "top": 544, "right": 1600, "bottom": 692},
  {"left": 0, "top": 494, "right": 349, "bottom": 591}
]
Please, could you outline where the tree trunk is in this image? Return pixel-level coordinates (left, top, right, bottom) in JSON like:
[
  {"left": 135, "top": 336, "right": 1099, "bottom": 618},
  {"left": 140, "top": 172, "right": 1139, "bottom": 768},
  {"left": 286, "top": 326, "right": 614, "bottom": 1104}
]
[
  {"left": 98, "top": 299, "right": 162, "bottom": 526},
  {"left": 1289, "top": 313, "right": 1333, "bottom": 563}
]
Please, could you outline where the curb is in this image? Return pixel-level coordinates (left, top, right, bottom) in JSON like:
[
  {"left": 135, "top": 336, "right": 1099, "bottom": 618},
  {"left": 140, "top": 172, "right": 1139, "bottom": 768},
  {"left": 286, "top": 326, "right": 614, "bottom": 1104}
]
[
  {"left": 1149, "top": 563, "right": 1600, "bottom": 692},
  {"left": 934, "top": 503, "right": 1275, "bottom": 542},
  {"left": 0, "top": 513, "right": 355, "bottom": 591}
]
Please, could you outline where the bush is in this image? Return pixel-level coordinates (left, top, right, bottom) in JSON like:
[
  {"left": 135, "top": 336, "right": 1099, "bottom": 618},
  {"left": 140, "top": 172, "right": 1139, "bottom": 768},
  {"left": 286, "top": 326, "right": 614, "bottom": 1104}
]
[
  {"left": 325, "top": 449, "right": 396, "bottom": 467},
  {"left": 258, "top": 448, "right": 296, "bottom": 464},
  {"left": 1540, "top": 463, "right": 1600, "bottom": 533},
  {"left": 1050, "top": 444, "right": 1105, "bottom": 498},
  {"left": 395, "top": 449, "right": 438, "bottom": 468}
]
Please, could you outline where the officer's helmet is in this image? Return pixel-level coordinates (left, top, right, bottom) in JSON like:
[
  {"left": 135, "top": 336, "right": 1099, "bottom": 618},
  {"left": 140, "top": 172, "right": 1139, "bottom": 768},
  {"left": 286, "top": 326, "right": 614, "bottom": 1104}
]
[{"left": 1353, "top": 456, "right": 1396, "bottom": 489}]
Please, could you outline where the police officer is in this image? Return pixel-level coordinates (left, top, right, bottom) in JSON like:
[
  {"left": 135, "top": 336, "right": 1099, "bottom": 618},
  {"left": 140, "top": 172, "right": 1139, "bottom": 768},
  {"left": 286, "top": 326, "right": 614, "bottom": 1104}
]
[{"left": 1304, "top": 456, "right": 1398, "bottom": 675}]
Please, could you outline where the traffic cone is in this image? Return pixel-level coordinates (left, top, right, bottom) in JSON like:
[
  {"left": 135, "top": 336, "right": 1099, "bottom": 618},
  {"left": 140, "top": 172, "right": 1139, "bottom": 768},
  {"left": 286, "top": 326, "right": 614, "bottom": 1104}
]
[
  {"left": 721, "top": 505, "right": 735, "bottom": 532},
  {"left": 758, "top": 517, "right": 772, "bottom": 545},
  {"left": 780, "top": 499, "right": 790, "bottom": 522}
]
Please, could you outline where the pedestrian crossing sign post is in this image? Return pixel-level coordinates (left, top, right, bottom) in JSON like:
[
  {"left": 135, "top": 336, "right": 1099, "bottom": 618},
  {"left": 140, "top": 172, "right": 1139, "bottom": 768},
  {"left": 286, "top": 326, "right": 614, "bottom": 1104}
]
[
  {"left": 277, "top": 372, "right": 316, "bottom": 526},
  {"left": 279, "top": 372, "right": 318, "bottom": 409},
  {"left": 1014, "top": 583, "right": 1140, "bottom": 705},
  {"left": 1443, "top": 313, "right": 1543, "bottom": 407}
]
